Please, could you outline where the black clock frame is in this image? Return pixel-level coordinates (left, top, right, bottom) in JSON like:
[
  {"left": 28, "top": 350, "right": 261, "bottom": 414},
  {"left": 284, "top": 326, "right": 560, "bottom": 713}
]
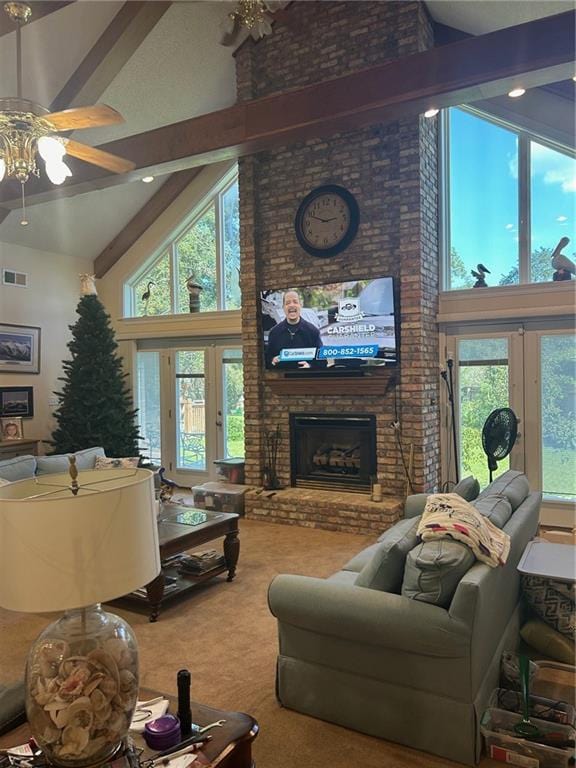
[{"left": 294, "top": 184, "right": 360, "bottom": 258}]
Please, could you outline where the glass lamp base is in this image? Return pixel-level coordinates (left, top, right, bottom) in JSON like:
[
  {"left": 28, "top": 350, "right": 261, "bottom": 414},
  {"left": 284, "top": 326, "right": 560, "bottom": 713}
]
[{"left": 25, "top": 605, "right": 139, "bottom": 768}]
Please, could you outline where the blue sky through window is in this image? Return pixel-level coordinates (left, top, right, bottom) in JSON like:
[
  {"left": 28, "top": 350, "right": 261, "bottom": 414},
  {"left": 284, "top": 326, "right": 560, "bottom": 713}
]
[{"left": 449, "top": 108, "right": 576, "bottom": 288}]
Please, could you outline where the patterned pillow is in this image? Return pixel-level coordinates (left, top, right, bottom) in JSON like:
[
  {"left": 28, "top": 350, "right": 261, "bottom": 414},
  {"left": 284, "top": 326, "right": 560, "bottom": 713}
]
[
  {"left": 521, "top": 574, "right": 575, "bottom": 637},
  {"left": 94, "top": 456, "right": 140, "bottom": 469}
]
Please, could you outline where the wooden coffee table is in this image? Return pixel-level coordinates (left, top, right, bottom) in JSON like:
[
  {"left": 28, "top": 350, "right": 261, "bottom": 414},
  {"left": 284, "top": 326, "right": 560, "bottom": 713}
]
[
  {"left": 0, "top": 688, "right": 258, "bottom": 768},
  {"left": 115, "top": 506, "right": 240, "bottom": 622}
]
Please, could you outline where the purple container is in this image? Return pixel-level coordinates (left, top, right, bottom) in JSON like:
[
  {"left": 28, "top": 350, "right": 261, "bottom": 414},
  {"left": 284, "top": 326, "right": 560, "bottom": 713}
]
[{"left": 144, "top": 714, "right": 181, "bottom": 750}]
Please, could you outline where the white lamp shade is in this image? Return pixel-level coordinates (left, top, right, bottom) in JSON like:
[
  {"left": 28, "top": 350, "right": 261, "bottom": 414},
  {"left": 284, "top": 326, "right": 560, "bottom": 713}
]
[
  {"left": 45, "top": 159, "right": 72, "bottom": 185},
  {"left": 38, "top": 136, "right": 66, "bottom": 162},
  {"left": 0, "top": 468, "right": 161, "bottom": 612}
]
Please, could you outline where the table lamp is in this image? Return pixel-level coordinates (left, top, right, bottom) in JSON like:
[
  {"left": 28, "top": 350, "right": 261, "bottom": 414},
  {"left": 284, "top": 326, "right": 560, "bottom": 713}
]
[{"left": 0, "top": 468, "right": 161, "bottom": 768}]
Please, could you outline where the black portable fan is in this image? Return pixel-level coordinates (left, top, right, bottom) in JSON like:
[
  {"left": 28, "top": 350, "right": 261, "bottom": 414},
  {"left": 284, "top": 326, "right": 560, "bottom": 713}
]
[{"left": 482, "top": 408, "right": 518, "bottom": 482}]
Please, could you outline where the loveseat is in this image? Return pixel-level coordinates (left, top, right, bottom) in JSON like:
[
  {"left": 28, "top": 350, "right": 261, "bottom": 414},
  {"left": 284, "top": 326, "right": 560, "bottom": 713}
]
[
  {"left": 0, "top": 446, "right": 105, "bottom": 482},
  {"left": 268, "top": 471, "right": 541, "bottom": 765}
]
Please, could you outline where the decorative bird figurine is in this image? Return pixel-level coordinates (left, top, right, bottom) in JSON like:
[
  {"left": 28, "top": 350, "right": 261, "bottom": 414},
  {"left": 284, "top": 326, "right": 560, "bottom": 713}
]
[
  {"left": 158, "top": 466, "right": 178, "bottom": 503},
  {"left": 141, "top": 281, "right": 155, "bottom": 315},
  {"left": 471, "top": 263, "right": 491, "bottom": 288},
  {"left": 551, "top": 237, "right": 574, "bottom": 281}
]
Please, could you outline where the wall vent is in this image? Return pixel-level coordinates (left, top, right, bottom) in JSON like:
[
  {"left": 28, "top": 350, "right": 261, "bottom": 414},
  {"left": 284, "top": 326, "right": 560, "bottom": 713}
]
[{"left": 2, "top": 269, "right": 28, "bottom": 287}]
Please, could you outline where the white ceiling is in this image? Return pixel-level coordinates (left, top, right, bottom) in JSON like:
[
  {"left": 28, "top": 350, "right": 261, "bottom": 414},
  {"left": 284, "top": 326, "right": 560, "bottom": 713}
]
[{"left": 0, "top": 0, "right": 572, "bottom": 260}]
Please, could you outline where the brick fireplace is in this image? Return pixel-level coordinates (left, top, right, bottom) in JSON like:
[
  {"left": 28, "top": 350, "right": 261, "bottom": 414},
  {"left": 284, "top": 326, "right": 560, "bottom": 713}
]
[{"left": 237, "top": 1, "right": 441, "bottom": 534}]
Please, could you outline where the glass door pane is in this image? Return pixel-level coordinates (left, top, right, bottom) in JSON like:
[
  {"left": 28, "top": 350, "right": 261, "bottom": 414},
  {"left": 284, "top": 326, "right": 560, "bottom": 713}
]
[
  {"left": 222, "top": 349, "right": 244, "bottom": 458},
  {"left": 457, "top": 338, "right": 510, "bottom": 487},
  {"left": 176, "top": 351, "right": 206, "bottom": 470},
  {"left": 136, "top": 351, "right": 162, "bottom": 464},
  {"left": 540, "top": 334, "right": 576, "bottom": 500}
]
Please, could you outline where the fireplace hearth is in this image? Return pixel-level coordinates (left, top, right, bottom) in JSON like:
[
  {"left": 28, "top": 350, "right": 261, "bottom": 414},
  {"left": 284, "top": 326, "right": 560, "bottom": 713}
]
[{"left": 290, "top": 413, "right": 376, "bottom": 493}]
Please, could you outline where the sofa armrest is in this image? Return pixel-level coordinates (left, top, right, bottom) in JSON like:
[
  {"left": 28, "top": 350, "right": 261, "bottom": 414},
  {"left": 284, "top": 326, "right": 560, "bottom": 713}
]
[{"left": 269, "top": 574, "right": 470, "bottom": 657}]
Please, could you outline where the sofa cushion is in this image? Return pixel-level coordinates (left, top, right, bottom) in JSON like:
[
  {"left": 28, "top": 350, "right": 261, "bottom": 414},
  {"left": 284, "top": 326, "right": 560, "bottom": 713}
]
[
  {"left": 0, "top": 455, "right": 36, "bottom": 482},
  {"left": 478, "top": 469, "right": 529, "bottom": 511},
  {"left": 354, "top": 516, "right": 420, "bottom": 592},
  {"left": 402, "top": 539, "right": 475, "bottom": 608},
  {"left": 36, "top": 446, "right": 106, "bottom": 475},
  {"left": 472, "top": 494, "right": 513, "bottom": 528},
  {"left": 342, "top": 542, "right": 381, "bottom": 573},
  {"left": 452, "top": 475, "right": 480, "bottom": 502},
  {"left": 403, "top": 494, "right": 429, "bottom": 520}
]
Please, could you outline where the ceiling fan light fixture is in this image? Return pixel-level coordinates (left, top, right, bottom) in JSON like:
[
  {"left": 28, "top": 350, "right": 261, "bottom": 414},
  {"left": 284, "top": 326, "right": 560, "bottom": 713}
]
[
  {"left": 142, "top": 175, "right": 154, "bottom": 183},
  {"left": 38, "top": 135, "right": 65, "bottom": 163},
  {"left": 508, "top": 87, "right": 525, "bottom": 98},
  {"left": 0, "top": 157, "right": 5, "bottom": 182},
  {"left": 45, "top": 158, "right": 72, "bottom": 185}
]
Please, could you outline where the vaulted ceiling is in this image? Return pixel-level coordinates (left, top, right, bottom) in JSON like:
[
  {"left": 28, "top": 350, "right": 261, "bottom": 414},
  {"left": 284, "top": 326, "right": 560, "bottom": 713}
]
[{"left": 0, "top": 0, "right": 573, "bottom": 261}]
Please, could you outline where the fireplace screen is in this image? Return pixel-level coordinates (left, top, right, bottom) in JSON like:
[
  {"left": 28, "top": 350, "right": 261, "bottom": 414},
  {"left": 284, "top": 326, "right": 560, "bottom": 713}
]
[{"left": 290, "top": 414, "right": 376, "bottom": 493}]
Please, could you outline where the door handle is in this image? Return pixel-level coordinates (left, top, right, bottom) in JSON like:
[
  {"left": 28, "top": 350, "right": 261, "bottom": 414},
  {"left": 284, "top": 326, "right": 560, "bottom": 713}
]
[{"left": 216, "top": 420, "right": 223, "bottom": 427}]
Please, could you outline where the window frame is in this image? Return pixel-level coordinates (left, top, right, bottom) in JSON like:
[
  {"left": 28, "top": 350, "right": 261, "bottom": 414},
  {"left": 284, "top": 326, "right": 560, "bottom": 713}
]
[
  {"left": 440, "top": 106, "right": 576, "bottom": 292},
  {"left": 124, "top": 166, "right": 239, "bottom": 317}
]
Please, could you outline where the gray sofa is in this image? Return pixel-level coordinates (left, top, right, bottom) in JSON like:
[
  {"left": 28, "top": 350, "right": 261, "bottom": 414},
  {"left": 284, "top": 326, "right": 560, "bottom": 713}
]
[
  {"left": 268, "top": 471, "right": 541, "bottom": 765},
  {"left": 0, "top": 446, "right": 105, "bottom": 482}
]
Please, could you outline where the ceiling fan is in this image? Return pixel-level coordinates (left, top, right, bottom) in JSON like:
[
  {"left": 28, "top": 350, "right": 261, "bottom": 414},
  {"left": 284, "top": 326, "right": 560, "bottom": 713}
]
[{"left": 0, "top": 1, "right": 135, "bottom": 224}]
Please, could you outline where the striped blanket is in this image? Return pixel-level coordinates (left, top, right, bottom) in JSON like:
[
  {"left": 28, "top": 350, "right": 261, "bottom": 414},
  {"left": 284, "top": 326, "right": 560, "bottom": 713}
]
[{"left": 417, "top": 493, "right": 511, "bottom": 567}]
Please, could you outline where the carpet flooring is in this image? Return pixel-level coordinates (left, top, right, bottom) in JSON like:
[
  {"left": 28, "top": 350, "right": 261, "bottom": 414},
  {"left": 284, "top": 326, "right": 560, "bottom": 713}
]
[{"left": 0, "top": 518, "right": 502, "bottom": 767}]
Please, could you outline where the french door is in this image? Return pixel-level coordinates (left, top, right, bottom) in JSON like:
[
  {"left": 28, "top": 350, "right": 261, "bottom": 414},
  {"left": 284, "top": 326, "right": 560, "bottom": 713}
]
[
  {"left": 136, "top": 344, "right": 244, "bottom": 486},
  {"left": 442, "top": 322, "right": 575, "bottom": 526}
]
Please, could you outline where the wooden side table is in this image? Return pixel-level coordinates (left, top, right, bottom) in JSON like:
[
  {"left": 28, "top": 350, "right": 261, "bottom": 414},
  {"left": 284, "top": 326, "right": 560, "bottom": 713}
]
[
  {"left": 0, "top": 438, "right": 42, "bottom": 460},
  {"left": 0, "top": 689, "right": 258, "bottom": 768}
]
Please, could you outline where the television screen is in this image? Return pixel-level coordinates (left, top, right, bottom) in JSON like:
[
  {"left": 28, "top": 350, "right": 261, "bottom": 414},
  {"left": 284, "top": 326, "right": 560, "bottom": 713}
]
[{"left": 261, "top": 277, "right": 397, "bottom": 371}]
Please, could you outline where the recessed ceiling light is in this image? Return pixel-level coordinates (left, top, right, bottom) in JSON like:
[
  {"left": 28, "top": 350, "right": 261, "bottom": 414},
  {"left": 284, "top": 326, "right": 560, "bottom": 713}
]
[
  {"left": 424, "top": 108, "right": 439, "bottom": 118},
  {"left": 573, "top": 75, "right": 576, "bottom": 82},
  {"left": 142, "top": 176, "right": 155, "bottom": 183},
  {"left": 508, "top": 88, "right": 525, "bottom": 98}
]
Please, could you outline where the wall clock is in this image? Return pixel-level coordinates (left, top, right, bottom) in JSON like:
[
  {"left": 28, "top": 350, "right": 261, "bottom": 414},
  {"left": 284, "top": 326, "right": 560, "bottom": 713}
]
[{"left": 294, "top": 184, "right": 360, "bottom": 258}]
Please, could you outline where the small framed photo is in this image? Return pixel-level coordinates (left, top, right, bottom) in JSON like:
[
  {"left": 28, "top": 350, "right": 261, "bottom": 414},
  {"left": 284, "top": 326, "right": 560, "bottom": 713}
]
[
  {"left": 0, "top": 323, "right": 41, "bottom": 374},
  {"left": 1, "top": 417, "right": 24, "bottom": 440},
  {"left": 0, "top": 386, "right": 34, "bottom": 418}
]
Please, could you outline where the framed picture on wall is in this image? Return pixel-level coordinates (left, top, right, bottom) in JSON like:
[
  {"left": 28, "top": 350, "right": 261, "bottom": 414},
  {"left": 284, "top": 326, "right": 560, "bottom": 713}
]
[
  {"left": 1, "top": 416, "right": 23, "bottom": 440},
  {"left": 0, "top": 386, "right": 34, "bottom": 418},
  {"left": 0, "top": 324, "right": 41, "bottom": 374}
]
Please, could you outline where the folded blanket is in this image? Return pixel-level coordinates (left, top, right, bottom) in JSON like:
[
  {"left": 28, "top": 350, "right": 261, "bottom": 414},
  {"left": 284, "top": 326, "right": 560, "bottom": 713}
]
[{"left": 417, "top": 493, "right": 510, "bottom": 567}]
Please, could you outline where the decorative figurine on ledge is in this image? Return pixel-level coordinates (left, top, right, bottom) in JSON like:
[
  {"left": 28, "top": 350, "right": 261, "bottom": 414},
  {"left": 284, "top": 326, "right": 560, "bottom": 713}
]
[
  {"left": 471, "top": 263, "right": 491, "bottom": 288},
  {"left": 141, "top": 281, "right": 154, "bottom": 315},
  {"left": 551, "top": 237, "right": 574, "bottom": 281},
  {"left": 186, "top": 275, "right": 203, "bottom": 313}
]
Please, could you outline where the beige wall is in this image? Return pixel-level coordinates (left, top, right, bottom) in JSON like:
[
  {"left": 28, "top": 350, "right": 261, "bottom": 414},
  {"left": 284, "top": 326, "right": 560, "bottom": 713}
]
[{"left": 0, "top": 242, "right": 92, "bottom": 448}]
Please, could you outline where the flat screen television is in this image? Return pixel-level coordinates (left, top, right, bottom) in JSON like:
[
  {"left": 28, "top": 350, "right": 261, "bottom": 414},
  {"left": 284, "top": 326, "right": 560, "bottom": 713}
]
[{"left": 261, "top": 276, "right": 398, "bottom": 372}]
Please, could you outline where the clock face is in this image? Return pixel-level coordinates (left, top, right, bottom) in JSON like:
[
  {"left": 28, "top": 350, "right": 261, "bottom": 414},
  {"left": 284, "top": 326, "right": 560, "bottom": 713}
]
[{"left": 295, "top": 185, "right": 359, "bottom": 258}]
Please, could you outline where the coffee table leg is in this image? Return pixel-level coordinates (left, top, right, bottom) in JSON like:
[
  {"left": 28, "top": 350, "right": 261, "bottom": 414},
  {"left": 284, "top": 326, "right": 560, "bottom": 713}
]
[
  {"left": 146, "top": 571, "right": 165, "bottom": 622},
  {"left": 224, "top": 531, "right": 240, "bottom": 582}
]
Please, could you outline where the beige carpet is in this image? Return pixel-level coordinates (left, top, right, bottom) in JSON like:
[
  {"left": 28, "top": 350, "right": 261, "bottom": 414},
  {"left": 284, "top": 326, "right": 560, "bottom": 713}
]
[{"left": 0, "top": 519, "right": 500, "bottom": 767}]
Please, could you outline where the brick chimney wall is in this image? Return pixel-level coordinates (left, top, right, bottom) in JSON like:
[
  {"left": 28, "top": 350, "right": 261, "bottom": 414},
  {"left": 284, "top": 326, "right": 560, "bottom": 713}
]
[{"left": 236, "top": 1, "right": 441, "bottom": 530}]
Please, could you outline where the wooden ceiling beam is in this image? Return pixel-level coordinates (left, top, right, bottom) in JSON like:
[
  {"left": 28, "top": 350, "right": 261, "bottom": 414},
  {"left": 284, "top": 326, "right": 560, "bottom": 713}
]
[
  {"left": 93, "top": 167, "right": 202, "bottom": 278},
  {"left": 1, "top": 9, "right": 574, "bottom": 208},
  {"left": 0, "top": 2, "right": 73, "bottom": 38},
  {"left": 49, "top": 1, "right": 171, "bottom": 113}
]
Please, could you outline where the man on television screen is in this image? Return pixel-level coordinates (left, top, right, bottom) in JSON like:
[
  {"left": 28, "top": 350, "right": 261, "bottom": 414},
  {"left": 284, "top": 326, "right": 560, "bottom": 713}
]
[{"left": 265, "top": 290, "right": 324, "bottom": 369}]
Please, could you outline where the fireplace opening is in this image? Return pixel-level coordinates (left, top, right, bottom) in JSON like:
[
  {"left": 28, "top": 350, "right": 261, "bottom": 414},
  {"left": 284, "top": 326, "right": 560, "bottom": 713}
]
[{"left": 290, "top": 413, "right": 376, "bottom": 493}]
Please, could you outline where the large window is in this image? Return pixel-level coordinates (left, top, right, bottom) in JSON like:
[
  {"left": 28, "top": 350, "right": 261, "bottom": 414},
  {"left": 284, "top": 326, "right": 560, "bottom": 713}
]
[
  {"left": 126, "top": 170, "right": 240, "bottom": 317},
  {"left": 444, "top": 108, "right": 576, "bottom": 290}
]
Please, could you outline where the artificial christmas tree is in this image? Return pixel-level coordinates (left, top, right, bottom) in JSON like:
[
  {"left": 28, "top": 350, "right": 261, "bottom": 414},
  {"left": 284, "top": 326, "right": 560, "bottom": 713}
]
[{"left": 51, "top": 287, "right": 141, "bottom": 458}]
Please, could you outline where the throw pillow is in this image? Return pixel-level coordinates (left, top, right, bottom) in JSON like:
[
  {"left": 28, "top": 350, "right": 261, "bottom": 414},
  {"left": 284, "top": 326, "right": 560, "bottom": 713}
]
[
  {"left": 521, "top": 574, "right": 575, "bottom": 637},
  {"left": 472, "top": 494, "right": 513, "bottom": 529},
  {"left": 402, "top": 539, "right": 475, "bottom": 608},
  {"left": 0, "top": 455, "right": 36, "bottom": 482},
  {"left": 520, "top": 617, "right": 575, "bottom": 665},
  {"left": 452, "top": 475, "right": 480, "bottom": 502},
  {"left": 94, "top": 456, "right": 140, "bottom": 469},
  {"left": 354, "top": 516, "right": 420, "bottom": 592},
  {"left": 417, "top": 493, "right": 511, "bottom": 567}
]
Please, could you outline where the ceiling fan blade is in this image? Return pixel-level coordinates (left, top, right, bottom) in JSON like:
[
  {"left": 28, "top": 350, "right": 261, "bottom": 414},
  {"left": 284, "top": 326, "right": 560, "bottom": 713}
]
[
  {"left": 45, "top": 105, "right": 125, "bottom": 131},
  {"left": 65, "top": 139, "right": 135, "bottom": 174}
]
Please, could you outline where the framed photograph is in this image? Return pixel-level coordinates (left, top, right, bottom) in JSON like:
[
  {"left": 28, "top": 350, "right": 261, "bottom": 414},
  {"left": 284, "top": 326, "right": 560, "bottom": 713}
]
[
  {"left": 1, "top": 416, "right": 23, "bottom": 440},
  {"left": 0, "top": 386, "right": 34, "bottom": 418},
  {"left": 0, "top": 323, "right": 41, "bottom": 374}
]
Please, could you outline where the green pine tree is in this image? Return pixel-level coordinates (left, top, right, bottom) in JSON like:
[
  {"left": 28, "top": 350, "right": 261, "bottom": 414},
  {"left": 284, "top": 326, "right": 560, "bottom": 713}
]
[{"left": 51, "top": 295, "right": 141, "bottom": 457}]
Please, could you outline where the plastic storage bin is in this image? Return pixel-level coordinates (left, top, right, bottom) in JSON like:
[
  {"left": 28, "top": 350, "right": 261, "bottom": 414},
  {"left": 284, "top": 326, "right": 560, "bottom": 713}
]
[
  {"left": 532, "top": 661, "right": 576, "bottom": 706},
  {"left": 489, "top": 688, "right": 576, "bottom": 727},
  {"left": 481, "top": 707, "right": 575, "bottom": 768}
]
